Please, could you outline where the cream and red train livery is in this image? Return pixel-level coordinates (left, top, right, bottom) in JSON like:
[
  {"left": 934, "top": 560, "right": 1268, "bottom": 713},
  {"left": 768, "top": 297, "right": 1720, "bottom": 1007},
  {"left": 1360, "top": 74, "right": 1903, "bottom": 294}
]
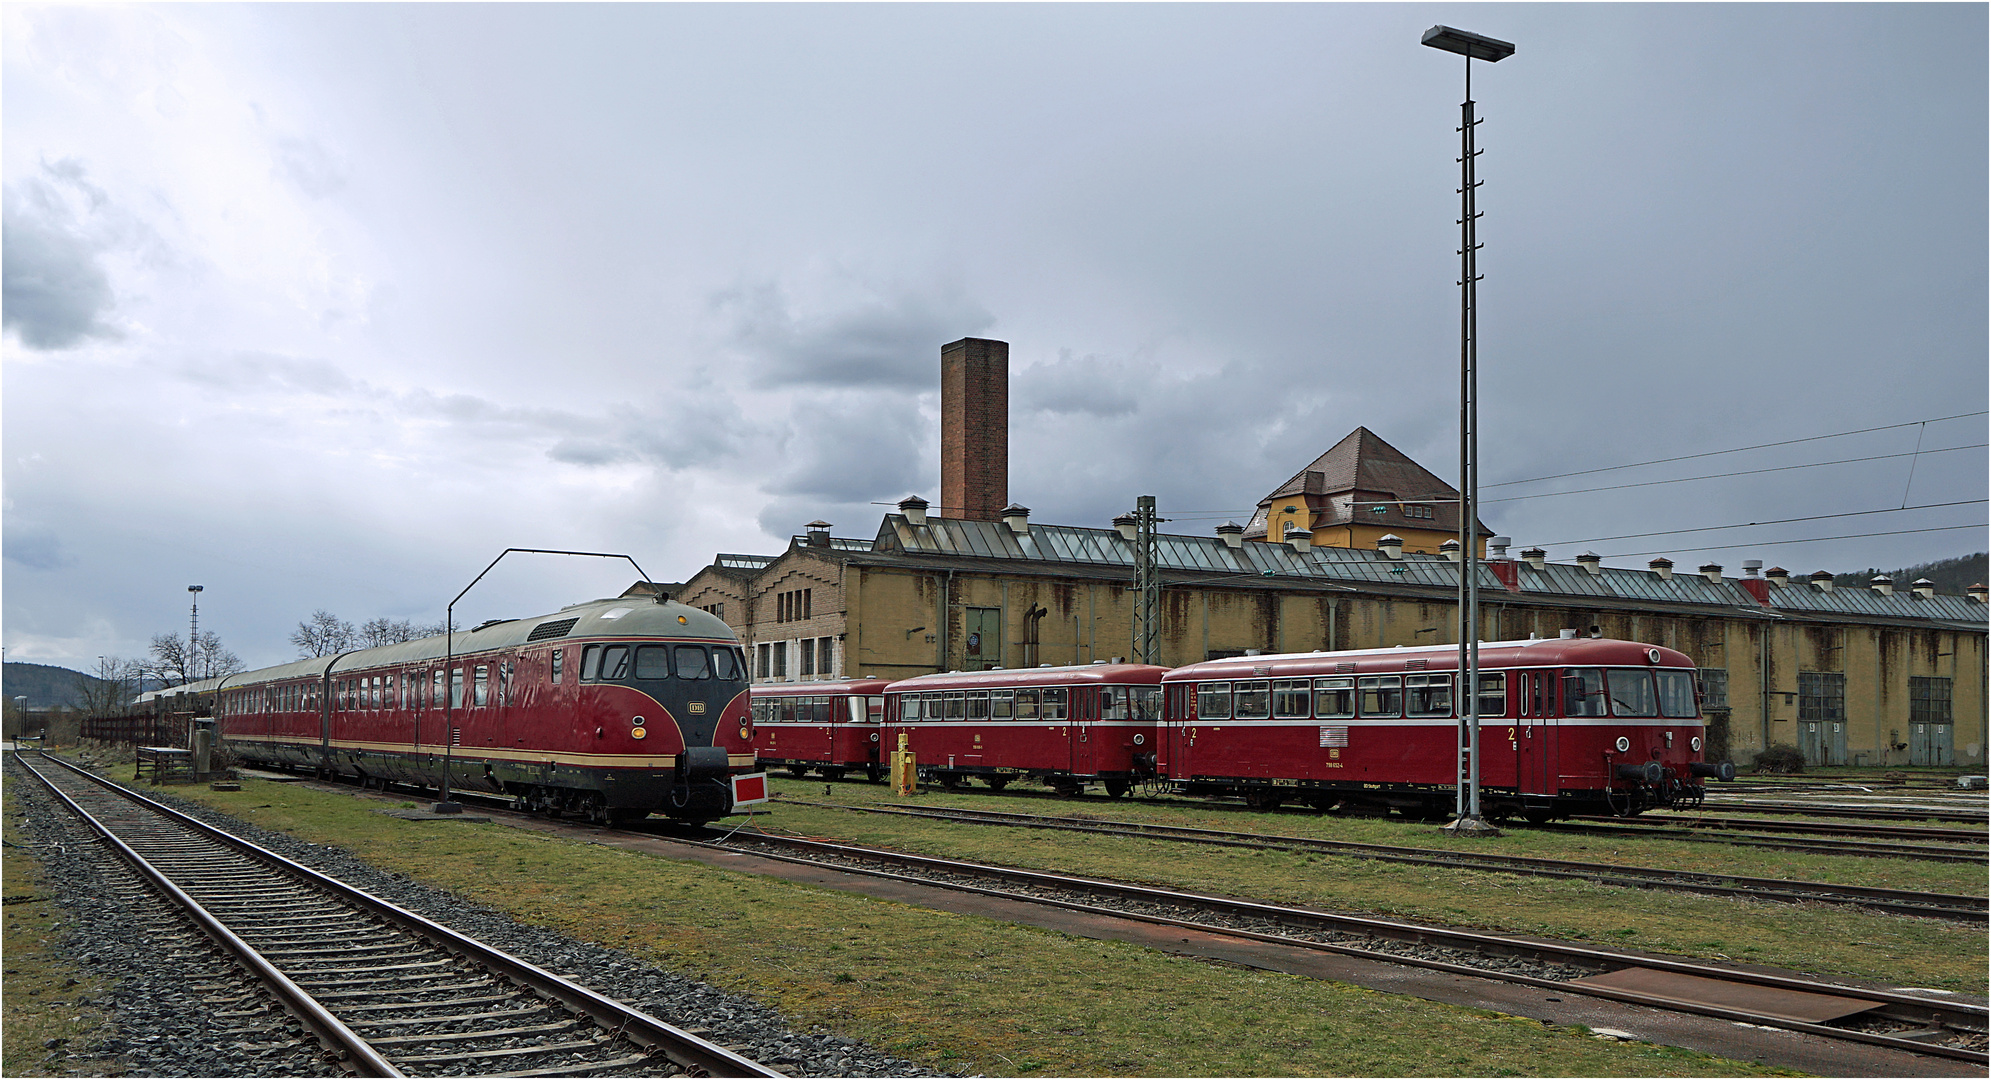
[
  {"left": 206, "top": 596, "right": 757, "bottom": 823},
  {"left": 1160, "top": 636, "right": 1734, "bottom": 821}
]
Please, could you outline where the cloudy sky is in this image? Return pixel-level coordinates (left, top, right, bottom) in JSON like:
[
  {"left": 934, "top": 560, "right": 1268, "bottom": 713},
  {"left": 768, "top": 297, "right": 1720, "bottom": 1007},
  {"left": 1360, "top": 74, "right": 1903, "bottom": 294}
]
[{"left": 5, "top": 4, "right": 1985, "bottom": 673}]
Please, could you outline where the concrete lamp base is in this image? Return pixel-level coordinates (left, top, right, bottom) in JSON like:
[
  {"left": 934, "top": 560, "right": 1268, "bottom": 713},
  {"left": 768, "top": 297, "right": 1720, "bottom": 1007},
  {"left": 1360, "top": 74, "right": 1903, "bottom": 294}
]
[{"left": 429, "top": 801, "right": 464, "bottom": 815}]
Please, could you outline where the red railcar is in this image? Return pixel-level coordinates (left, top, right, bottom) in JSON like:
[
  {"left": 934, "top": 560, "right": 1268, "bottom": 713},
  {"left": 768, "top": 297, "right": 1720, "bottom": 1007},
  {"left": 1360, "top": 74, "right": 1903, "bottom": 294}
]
[
  {"left": 212, "top": 595, "right": 759, "bottom": 824},
  {"left": 883, "top": 663, "right": 1168, "bottom": 796},
  {"left": 751, "top": 679, "right": 891, "bottom": 781},
  {"left": 1160, "top": 637, "right": 1733, "bottom": 822}
]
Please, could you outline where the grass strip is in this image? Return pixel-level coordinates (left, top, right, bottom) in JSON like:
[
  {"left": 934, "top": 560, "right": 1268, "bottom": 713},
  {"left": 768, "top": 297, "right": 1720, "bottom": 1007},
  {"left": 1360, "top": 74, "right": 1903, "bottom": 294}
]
[{"left": 157, "top": 776, "right": 1802, "bottom": 1077}]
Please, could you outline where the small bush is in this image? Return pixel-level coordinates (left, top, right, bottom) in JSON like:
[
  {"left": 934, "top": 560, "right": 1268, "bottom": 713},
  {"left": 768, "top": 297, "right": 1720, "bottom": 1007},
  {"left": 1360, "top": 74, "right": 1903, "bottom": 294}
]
[{"left": 1753, "top": 744, "right": 1805, "bottom": 774}]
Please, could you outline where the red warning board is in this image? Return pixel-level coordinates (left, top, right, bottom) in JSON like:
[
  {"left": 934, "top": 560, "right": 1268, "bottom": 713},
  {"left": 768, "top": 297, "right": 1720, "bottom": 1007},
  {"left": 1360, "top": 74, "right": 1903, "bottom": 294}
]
[{"left": 731, "top": 772, "right": 769, "bottom": 807}]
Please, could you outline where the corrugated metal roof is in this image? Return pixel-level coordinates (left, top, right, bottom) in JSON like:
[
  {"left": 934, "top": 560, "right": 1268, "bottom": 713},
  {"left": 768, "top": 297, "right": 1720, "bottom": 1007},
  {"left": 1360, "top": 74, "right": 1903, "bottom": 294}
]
[{"left": 872, "top": 515, "right": 1986, "bottom": 628}]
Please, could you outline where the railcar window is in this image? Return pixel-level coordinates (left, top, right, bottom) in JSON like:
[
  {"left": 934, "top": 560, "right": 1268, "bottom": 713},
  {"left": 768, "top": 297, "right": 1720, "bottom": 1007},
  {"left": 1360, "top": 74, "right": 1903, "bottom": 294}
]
[
  {"left": 968, "top": 691, "right": 991, "bottom": 720},
  {"left": 634, "top": 646, "right": 671, "bottom": 680},
  {"left": 1042, "top": 687, "right": 1068, "bottom": 720},
  {"left": 450, "top": 668, "right": 465, "bottom": 709},
  {"left": 1607, "top": 668, "right": 1659, "bottom": 717},
  {"left": 1656, "top": 671, "right": 1698, "bottom": 718},
  {"left": 1014, "top": 688, "right": 1040, "bottom": 720},
  {"left": 713, "top": 647, "right": 743, "bottom": 682},
  {"left": 1233, "top": 680, "right": 1270, "bottom": 719},
  {"left": 675, "top": 645, "right": 713, "bottom": 680},
  {"left": 813, "top": 697, "right": 833, "bottom": 724},
  {"left": 1564, "top": 669, "right": 1608, "bottom": 717},
  {"left": 474, "top": 667, "right": 490, "bottom": 707},
  {"left": 551, "top": 649, "right": 564, "bottom": 685},
  {"left": 1272, "top": 679, "right": 1310, "bottom": 718},
  {"left": 1100, "top": 686, "right": 1129, "bottom": 720},
  {"left": 431, "top": 669, "right": 444, "bottom": 710},
  {"left": 1314, "top": 677, "right": 1355, "bottom": 719},
  {"left": 1406, "top": 674, "right": 1452, "bottom": 718},
  {"left": 1134, "top": 687, "right": 1162, "bottom": 721},
  {"left": 1198, "top": 682, "right": 1232, "bottom": 720},
  {"left": 867, "top": 696, "right": 884, "bottom": 722},
  {"left": 896, "top": 695, "right": 916, "bottom": 721},
  {"left": 991, "top": 690, "right": 1013, "bottom": 719},
  {"left": 1358, "top": 676, "right": 1403, "bottom": 718},
  {"left": 601, "top": 645, "right": 630, "bottom": 681},
  {"left": 581, "top": 646, "right": 602, "bottom": 681},
  {"left": 1477, "top": 673, "right": 1507, "bottom": 718}
]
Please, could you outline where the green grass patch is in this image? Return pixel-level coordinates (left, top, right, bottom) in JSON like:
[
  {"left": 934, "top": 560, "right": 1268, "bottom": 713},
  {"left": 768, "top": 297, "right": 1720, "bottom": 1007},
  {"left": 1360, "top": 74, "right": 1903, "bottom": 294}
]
[{"left": 150, "top": 775, "right": 1801, "bottom": 1077}]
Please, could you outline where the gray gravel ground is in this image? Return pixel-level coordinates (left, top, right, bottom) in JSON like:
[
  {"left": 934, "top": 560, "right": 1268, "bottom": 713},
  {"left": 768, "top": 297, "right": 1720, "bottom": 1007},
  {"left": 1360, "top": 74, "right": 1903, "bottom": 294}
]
[{"left": 6, "top": 756, "right": 945, "bottom": 1077}]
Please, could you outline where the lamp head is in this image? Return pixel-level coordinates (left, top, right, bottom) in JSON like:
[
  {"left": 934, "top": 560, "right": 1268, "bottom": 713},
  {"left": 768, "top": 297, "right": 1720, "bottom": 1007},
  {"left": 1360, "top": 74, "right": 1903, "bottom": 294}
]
[{"left": 1421, "top": 25, "right": 1515, "bottom": 62}]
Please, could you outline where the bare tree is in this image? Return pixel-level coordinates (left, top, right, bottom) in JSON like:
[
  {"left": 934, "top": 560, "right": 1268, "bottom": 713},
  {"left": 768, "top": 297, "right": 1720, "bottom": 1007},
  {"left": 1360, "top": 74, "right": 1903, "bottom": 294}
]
[
  {"left": 359, "top": 618, "right": 420, "bottom": 648},
  {"left": 76, "top": 656, "right": 143, "bottom": 717},
  {"left": 291, "top": 610, "right": 358, "bottom": 657},
  {"left": 146, "top": 631, "right": 244, "bottom": 686}
]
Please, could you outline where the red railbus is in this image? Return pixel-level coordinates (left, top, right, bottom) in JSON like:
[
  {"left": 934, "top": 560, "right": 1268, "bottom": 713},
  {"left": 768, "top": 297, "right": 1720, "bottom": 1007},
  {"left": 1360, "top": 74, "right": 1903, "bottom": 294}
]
[
  {"left": 1160, "top": 637, "right": 1732, "bottom": 822},
  {"left": 883, "top": 663, "right": 1168, "bottom": 796},
  {"left": 750, "top": 679, "right": 891, "bottom": 781}
]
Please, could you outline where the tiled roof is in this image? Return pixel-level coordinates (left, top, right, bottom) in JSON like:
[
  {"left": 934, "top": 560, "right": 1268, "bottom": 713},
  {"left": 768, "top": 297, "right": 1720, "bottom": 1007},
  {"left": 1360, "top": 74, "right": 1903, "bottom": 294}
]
[
  {"left": 871, "top": 515, "right": 1987, "bottom": 629},
  {"left": 1243, "top": 427, "right": 1489, "bottom": 540}
]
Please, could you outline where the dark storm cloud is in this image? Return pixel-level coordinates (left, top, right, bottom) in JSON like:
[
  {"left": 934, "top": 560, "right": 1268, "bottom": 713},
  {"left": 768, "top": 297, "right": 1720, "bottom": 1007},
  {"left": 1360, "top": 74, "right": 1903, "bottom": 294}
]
[
  {"left": 764, "top": 391, "right": 928, "bottom": 502},
  {"left": 544, "top": 384, "right": 754, "bottom": 472},
  {"left": 1015, "top": 351, "right": 1145, "bottom": 418},
  {"left": 1, "top": 175, "right": 118, "bottom": 351},
  {"left": 716, "top": 279, "right": 995, "bottom": 390}
]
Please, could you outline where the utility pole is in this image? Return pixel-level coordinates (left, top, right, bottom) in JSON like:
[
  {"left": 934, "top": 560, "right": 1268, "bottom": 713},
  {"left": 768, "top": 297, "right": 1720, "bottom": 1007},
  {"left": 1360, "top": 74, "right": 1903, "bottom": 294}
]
[
  {"left": 188, "top": 585, "right": 204, "bottom": 684},
  {"left": 1132, "top": 496, "right": 1161, "bottom": 665}
]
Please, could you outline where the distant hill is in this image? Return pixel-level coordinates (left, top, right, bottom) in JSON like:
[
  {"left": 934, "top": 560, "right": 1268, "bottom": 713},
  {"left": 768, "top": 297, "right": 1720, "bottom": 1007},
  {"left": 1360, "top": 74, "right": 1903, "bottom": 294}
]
[
  {"left": 1832, "top": 552, "right": 1987, "bottom": 595},
  {"left": 2, "top": 662, "right": 93, "bottom": 709}
]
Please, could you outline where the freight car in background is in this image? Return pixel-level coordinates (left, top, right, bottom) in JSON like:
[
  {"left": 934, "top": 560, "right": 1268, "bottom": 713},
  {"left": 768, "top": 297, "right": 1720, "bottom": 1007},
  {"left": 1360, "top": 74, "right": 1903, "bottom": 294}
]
[
  {"left": 143, "top": 594, "right": 759, "bottom": 824},
  {"left": 882, "top": 663, "right": 1169, "bottom": 796},
  {"left": 1160, "top": 635, "right": 1734, "bottom": 822},
  {"left": 750, "top": 678, "right": 891, "bottom": 781}
]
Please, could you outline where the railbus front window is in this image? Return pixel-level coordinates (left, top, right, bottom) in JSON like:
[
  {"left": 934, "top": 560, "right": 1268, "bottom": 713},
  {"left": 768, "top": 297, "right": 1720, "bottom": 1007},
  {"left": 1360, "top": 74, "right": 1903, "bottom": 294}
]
[
  {"left": 1607, "top": 668, "right": 1659, "bottom": 717},
  {"left": 1101, "top": 686, "right": 1129, "bottom": 720},
  {"left": 867, "top": 695, "right": 885, "bottom": 722},
  {"left": 1656, "top": 671, "right": 1698, "bottom": 718},
  {"left": 1134, "top": 686, "right": 1162, "bottom": 720},
  {"left": 1564, "top": 669, "right": 1607, "bottom": 717}
]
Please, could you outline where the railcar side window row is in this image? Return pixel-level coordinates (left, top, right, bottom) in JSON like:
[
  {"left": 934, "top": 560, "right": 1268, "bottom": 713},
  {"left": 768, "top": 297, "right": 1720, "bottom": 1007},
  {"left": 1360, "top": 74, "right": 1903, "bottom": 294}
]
[
  {"left": 898, "top": 687, "right": 1075, "bottom": 721},
  {"left": 1197, "top": 673, "right": 1511, "bottom": 720}
]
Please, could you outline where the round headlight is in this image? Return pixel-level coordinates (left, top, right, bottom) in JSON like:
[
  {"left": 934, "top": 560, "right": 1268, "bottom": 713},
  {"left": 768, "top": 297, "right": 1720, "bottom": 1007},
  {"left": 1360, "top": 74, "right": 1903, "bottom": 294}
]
[
  {"left": 631, "top": 726, "right": 647, "bottom": 740},
  {"left": 740, "top": 725, "right": 751, "bottom": 741},
  {"left": 1133, "top": 733, "right": 1146, "bottom": 745},
  {"left": 1615, "top": 736, "right": 1631, "bottom": 753},
  {"left": 1691, "top": 736, "right": 1702, "bottom": 752}
]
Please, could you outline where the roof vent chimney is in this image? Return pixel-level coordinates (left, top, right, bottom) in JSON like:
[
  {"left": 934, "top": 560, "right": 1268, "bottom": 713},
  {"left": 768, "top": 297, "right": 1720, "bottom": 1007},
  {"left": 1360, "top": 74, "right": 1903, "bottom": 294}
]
[
  {"left": 1869, "top": 574, "right": 1894, "bottom": 597},
  {"left": 806, "top": 520, "right": 832, "bottom": 548},
  {"left": 1700, "top": 563, "right": 1724, "bottom": 585},
  {"left": 1216, "top": 520, "right": 1245, "bottom": 550},
  {"left": 1287, "top": 525, "right": 1315, "bottom": 554},
  {"left": 1968, "top": 582, "right": 1988, "bottom": 603},
  {"left": 1113, "top": 513, "right": 1138, "bottom": 542},
  {"left": 1440, "top": 538, "right": 1462, "bottom": 562},
  {"left": 1648, "top": 557, "right": 1674, "bottom": 581},
  {"left": 1375, "top": 533, "right": 1404, "bottom": 560},
  {"left": 1520, "top": 546, "right": 1547, "bottom": 571},
  {"left": 1911, "top": 578, "right": 1936, "bottom": 600},
  {"left": 1559, "top": 628, "right": 1579, "bottom": 639},
  {"left": 1764, "top": 566, "right": 1791, "bottom": 588},
  {"left": 1488, "top": 536, "right": 1512, "bottom": 560},
  {"left": 1742, "top": 559, "right": 1762, "bottom": 578},
  {"left": 1576, "top": 551, "right": 1603, "bottom": 577},
  {"left": 899, "top": 496, "right": 930, "bottom": 527},
  {"left": 1809, "top": 570, "right": 1835, "bottom": 593},
  {"left": 1002, "top": 503, "right": 1031, "bottom": 536}
]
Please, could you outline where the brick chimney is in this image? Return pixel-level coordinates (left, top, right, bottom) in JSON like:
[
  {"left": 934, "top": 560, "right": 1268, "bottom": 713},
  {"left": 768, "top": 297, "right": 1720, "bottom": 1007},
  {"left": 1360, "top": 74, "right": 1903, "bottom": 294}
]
[{"left": 941, "top": 337, "right": 1008, "bottom": 522}]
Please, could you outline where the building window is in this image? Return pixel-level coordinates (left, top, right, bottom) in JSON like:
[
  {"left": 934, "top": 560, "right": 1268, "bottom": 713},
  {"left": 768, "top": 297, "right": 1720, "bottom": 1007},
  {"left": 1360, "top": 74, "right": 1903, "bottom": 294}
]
[
  {"left": 776, "top": 588, "right": 813, "bottom": 623},
  {"left": 1797, "top": 672, "right": 1845, "bottom": 725},
  {"left": 771, "top": 641, "right": 788, "bottom": 679},
  {"left": 1697, "top": 668, "right": 1728, "bottom": 709},
  {"left": 701, "top": 602, "right": 725, "bottom": 619},
  {"left": 1910, "top": 677, "right": 1952, "bottom": 726},
  {"left": 801, "top": 638, "right": 816, "bottom": 677}
]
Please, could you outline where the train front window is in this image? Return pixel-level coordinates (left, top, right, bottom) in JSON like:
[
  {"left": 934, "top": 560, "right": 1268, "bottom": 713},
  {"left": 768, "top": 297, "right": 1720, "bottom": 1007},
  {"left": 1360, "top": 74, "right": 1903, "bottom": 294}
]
[
  {"left": 712, "top": 647, "right": 743, "bottom": 681},
  {"left": 1198, "top": 682, "right": 1232, "bottom": 720},
  {"left": 1313, "top": 678, "right": 1355, "bottom": 719},
  {"left": 1134, "top": 687, "right": 1162, "bottom": 720},
  {"left": 1563, "top": 668, "right": 1608, "bottom": 717},
  {"left": 674, "top": 645, "right": 712, "bottom": 680},
  {"left": 1656, "top": 671, "right": 1698, "bottom": 718},
  {"left": 1100, "top": 685, "right": 1128, "bottom": 720},
  {"left": 634, "top": 646, "right": 671, "bottom": 680},
  {"left": 1607, "top": 668, "right": 1659, "bottom": 717}
]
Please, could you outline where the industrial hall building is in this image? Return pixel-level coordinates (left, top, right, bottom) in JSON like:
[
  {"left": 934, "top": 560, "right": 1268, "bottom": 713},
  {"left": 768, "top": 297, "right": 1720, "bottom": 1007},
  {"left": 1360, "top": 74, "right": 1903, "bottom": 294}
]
[{"left": 674, "top": 337, "right": 1987, "bottom": 771}]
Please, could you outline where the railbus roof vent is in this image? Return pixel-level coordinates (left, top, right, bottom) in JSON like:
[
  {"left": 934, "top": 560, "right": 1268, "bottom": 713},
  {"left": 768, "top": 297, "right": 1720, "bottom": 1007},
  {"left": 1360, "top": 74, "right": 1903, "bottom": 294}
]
[{"left": 526, "top": 617, "right": 581, "bottom": 642}]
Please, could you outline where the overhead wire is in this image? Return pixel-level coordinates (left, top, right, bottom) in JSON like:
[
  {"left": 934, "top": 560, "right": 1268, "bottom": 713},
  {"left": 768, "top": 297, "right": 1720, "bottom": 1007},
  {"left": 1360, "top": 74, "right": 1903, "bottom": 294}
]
[
  {"left": 1479, "top": 444, "right": 1985, "bottom": 504},
  {"left": 1598, "top": 523, "right": 1988, "bottom": 562},
  {"left": 1541, "top": 499, "right": 1986, "bottom": 548}
]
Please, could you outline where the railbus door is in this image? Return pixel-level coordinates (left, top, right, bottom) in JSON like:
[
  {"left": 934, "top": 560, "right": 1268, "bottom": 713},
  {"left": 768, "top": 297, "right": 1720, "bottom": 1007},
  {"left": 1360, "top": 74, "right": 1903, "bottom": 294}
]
[
  {"left": 1516, "top": 669, "right": 1555, "bottom": 797},
  {"left": 1071, "top": 686, "right": 1097, "bottom": 777}
]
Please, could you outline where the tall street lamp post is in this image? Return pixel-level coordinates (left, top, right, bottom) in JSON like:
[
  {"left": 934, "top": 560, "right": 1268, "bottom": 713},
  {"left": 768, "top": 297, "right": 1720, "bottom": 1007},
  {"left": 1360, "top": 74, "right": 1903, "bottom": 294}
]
[
  {"left": 1422, "top": 25, "right": 1513, "bottom": 838},
  {"left": 187, "top": 585, "right": 205, "bottom": 684}
]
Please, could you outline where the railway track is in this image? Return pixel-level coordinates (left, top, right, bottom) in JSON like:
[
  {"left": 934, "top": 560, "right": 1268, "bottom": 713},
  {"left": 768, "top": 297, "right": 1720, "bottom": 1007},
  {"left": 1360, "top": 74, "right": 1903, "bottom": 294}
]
[
  {"left": 692, "top": 823, "right": 1988, "bottom": 1064},
  {"left": 1693, "top": 797, "right": 1988, "bottom": 825},
  {"left": 778, "top": 798, "right": 1987, "bottom": 922},
  {"left": 1553, "top": 814, "right": 1987, "bottom": 863},
  {"left": 13, "top": 751, "right": 781, "bottom": 1079}
]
